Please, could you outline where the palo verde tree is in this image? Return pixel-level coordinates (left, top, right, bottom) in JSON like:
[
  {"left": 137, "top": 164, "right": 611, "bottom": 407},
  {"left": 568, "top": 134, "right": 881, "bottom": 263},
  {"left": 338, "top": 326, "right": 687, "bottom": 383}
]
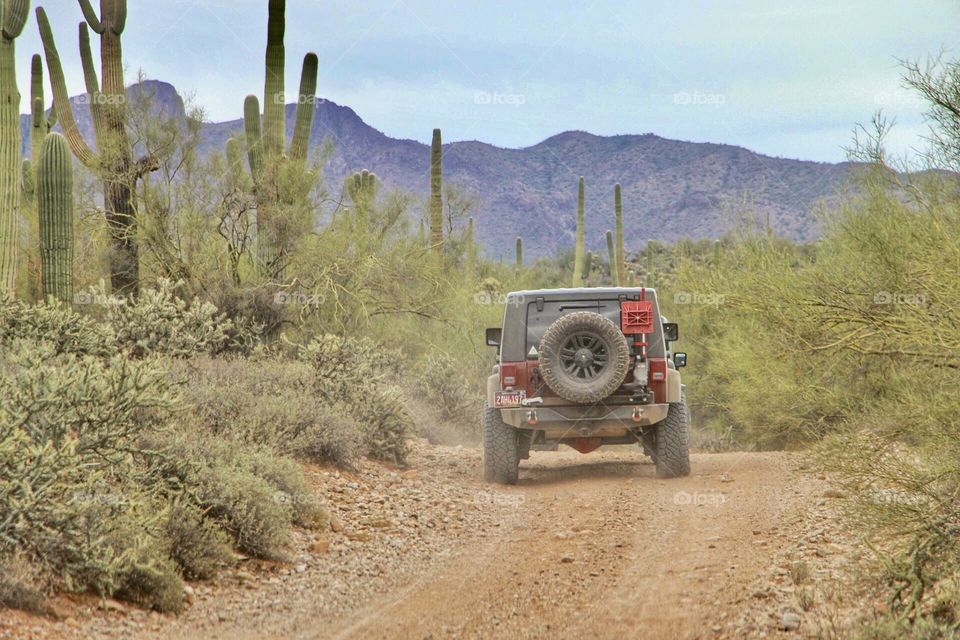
[
  {"left": 240, "top": 0, "right": 319, "bottom": 280},
  {"left": 37, "top": 0, "right": 158, "bottom": 297},
  {"left": 0, "top": 0, "right": 29, "bottom": 296}
]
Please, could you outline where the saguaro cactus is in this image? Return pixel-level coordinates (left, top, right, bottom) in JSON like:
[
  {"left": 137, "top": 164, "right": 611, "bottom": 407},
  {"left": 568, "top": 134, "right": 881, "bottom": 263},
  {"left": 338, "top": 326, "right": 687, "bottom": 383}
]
[
  {"left": 346, "top": 169, "right": 377, "bottom": 238},
  {"left": 37, "top": 0, "right": 157, "bottom": 296},
  {"left": 646, "top": 238, "right": 655, "bottom": 288},
  {"left": 464, "top": 216, "right": 476, "bottom": 275},
  {"left": 0, "top": 0, "right": 29, "bottom": 296},
  {"left": 614, "top": 183, "right": 625, "bottom": 284},
  {"left": 606, "top": 230, "right": 619, "bottom": 286},
  {"left": 429, "top": 128, "right": 443, "bottom": 253},
  {"left": 572, "top": 176, "right": 585, "bottom": 287},
  {"left": 581, "top": 249, "right": 592, "bottom": 285},
  {"left": 515, "top": 236, "right": 523, "bottom": 269},
  {"left": 37, "top": 133, "right": 73, "bottom": 304},
  {"left": 240, "top": 0, "right": 319, "bottom": 278}
]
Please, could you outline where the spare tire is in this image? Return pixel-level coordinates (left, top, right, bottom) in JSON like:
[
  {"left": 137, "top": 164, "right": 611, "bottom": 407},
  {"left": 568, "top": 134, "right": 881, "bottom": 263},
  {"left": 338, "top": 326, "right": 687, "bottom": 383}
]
[{"left": 538, "top": 311, "right": 630, "bottom": 404}]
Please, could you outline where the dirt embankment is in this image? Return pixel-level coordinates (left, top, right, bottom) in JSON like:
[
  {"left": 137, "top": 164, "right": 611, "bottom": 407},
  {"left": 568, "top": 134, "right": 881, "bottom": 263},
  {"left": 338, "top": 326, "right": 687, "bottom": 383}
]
[{"left": 0, "top": 444, "right": 864, "bottom": 640}]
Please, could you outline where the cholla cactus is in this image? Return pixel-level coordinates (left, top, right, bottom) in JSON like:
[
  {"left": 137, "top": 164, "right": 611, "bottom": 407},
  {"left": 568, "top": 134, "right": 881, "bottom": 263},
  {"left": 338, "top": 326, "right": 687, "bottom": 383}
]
[{"left": 36, "top": 133, "right": 74, "bottom": 304}]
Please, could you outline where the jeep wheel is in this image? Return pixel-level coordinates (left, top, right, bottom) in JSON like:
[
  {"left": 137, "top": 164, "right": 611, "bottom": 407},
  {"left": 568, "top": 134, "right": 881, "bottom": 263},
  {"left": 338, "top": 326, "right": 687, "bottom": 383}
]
[
  {"left": 538, "top": 311, "right": 630, "bottom": 404},
  {"left": 483, "top": 402, "right": 519, "bottom": 484},
  {"left": 654, "top": 390, "right": 691, "bottom": 478}
]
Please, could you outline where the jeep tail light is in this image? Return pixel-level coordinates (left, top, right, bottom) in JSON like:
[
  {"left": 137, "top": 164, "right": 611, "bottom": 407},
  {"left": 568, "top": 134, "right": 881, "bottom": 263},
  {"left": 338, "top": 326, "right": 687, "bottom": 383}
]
[
  {"left": 651, "top": 371, "right": 665, "bottom": 381},
  {"left": 503, "top": 376, "right": 516, "bottom": 386}
]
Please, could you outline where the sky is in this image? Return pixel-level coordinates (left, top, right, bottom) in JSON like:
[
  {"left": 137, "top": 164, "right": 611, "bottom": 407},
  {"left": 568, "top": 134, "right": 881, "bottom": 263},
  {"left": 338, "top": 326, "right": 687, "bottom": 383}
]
[{"left": 16, "top": 0, "right": 960, "bottom": 163}]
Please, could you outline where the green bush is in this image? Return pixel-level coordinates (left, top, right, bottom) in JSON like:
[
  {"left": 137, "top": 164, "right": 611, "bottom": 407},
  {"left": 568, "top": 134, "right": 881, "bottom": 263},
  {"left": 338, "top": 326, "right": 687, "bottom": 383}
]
[{"left": 162, "top": 503, "right": 233, "bottom": 581}]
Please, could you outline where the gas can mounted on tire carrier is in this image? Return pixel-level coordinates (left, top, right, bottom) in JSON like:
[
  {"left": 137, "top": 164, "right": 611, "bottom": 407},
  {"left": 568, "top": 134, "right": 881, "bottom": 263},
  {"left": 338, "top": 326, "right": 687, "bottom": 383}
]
[{"left": 483, "top": 287, "right": 691, "bottom": 484}]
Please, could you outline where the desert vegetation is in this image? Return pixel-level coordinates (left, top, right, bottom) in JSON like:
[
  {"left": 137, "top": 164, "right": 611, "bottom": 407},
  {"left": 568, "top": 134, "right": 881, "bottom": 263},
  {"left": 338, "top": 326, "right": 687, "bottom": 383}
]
[{"left": 0, "top": 0, "right": 958, "bottom": 637}]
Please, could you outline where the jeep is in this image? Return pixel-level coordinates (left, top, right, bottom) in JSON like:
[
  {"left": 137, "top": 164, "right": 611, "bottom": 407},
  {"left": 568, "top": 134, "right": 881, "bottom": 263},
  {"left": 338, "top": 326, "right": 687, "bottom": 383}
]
[{"left": 483, "top": 287, "right": 690, "bottom": 484}]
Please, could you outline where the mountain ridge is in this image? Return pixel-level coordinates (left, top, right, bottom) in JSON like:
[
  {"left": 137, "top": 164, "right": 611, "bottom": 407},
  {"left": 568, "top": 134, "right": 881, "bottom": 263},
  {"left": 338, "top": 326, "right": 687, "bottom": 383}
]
[{"left": 21, "top": 80, "right": 854, "bottom": 257}]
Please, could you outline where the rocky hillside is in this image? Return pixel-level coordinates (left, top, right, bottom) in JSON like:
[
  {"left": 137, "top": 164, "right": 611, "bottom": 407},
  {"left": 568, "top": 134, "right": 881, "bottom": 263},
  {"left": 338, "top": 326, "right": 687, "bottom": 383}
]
[{"left": 22, "top": 81, "right": 855, "bottom": 258}]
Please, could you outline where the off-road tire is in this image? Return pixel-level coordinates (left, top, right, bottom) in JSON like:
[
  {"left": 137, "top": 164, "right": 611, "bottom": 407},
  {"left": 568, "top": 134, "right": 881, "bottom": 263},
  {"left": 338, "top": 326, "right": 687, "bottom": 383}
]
[
  {"left": 483, "top": 402, "right": 519, "bottom": 484},
  {"left": 654, "top": 390, "right": 691, "bottom": 478},
  {"left": 538, "top": 311, "right": 630, "bottom": 404}
]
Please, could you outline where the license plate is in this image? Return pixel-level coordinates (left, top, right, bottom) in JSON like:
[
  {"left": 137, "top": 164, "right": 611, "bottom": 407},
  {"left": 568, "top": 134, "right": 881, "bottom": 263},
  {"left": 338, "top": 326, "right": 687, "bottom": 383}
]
[{"left": 495, "top": 390, "right": 526, "bottom": 407}]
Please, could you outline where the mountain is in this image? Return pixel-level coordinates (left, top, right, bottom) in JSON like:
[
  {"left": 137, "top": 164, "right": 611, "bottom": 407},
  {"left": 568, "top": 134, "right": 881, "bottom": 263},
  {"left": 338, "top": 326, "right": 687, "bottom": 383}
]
[{"left": 22, "top": 81, "right": 854, "bottom": 258}]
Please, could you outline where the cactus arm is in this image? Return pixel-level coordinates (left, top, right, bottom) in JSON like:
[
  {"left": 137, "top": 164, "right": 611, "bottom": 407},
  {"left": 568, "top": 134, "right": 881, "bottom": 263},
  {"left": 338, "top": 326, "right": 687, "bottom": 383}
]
[
  {"left": 76, "top": 0, "right": 104, "bottom": 34},
  {"left": 243, "top": 95, "right": 264, "bottom": 181},
  {"left": 0, "top": 3, "right": 25, "bottom": 295},
  {"left": 572, "top": 176, "right": 585, "bottom": 287},
  {"left": 36, "top": 7, "right": 98, "bottom": 168},
  {"left": 262, "top": 0, "right": 286, "bottom": 157},
  {"left": 30, "top": 55, "right": 45, "bottom": 166},
  {"left": 37, "top": 132, "right": 74, "bottom": 304},
  {"left": 429, "top": 128, "right": 443, "bottom": 253},
  {"left": 2, "top": 0, "right": 29, "bottom": 39},
  {"left": 107, "top": 0, "right": 125, "bottom": 34},
  {"left": 288, "top": 52, "right": 317, "bottom": 161},
  {"left": 614, "top": 183, "right": 625, "bottom": 284},
  {"left": 78, "top": 23, "right": 105, "bottom": 146}
]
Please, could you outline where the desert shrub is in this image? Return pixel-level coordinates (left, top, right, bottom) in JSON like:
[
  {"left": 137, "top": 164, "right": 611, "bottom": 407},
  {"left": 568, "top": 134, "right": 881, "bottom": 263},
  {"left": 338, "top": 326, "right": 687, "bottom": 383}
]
[
  {"left": 299, "top": 335, "right": 414, "bottom": 464},
  {"left": 162, "top": 503, "right": 233, "bottom": 581},
  {"left": 414, "top": 352, "right": 476, "bottom": 423},
  {"left": 173, "top": 356, "right": 365, "bottom": 467},
  {"left": 0, "top": 555, "right": 46, "bottom": 612}
]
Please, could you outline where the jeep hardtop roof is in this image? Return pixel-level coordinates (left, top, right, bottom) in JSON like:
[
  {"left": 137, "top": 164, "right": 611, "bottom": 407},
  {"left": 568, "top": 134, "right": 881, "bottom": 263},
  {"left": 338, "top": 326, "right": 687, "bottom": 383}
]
[{"left": 506, "top": 287, "right": 657, "bottom": 300}]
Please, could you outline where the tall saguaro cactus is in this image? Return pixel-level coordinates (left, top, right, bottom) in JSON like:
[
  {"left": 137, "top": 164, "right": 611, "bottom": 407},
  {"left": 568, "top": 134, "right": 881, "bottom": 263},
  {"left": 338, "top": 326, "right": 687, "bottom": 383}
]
[
  {"left": 0, "top": 0, "right": 29, "bottom": 296},
  {"left": 606, "top": 230, "right": 619, "bottom": 286},
  {"left": 515, "top": 236, "right": 523, "bottom": 269},
  {"left": 37, "top": 132, "right": 73, "bottom": 303},
  {"left": 21, "top": 53, "right": 55, "bottom": 299},
  {"left": 464, "top": 216, "right": 477, "bottom": 276},
  {"left": 241, "top": 0, "right": 319, "bottom": 279},
  {"left": 646, "top": 238, "right": 655, "bottom": 288},
  {"left": 572, "top": 176, "right": 585, "bottom": 287},
  {"left": 37, "top": 0, "right": 156, "bottom": 297},
  {"left": 614, "top": 183, "right": 625, "bottom": 284},
  {"left": 429, "top": 128, "right": 444, "bottom": 254}
]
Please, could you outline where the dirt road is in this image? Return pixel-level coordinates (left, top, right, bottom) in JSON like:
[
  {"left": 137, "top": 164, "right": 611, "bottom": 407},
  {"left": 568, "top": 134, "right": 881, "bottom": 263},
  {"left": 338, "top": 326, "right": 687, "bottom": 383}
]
[
  {"left": 320, "top": 450, "right": 822, "bottom": 640},
  {"left": 3, "top": 446, "right": 853, "bottom": 640}
]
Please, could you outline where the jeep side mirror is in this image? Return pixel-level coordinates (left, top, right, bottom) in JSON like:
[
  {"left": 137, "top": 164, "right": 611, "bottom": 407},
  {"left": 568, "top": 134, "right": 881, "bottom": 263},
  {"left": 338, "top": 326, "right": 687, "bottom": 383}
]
[
  {"left": 673, "top": 352, "right": 687, "bottom": 368},
  {"left": 663, "top": 322, "right": 679, "bottom": 342},
  {"left": 485, "top": 328, "right": 502, "bottom": 347}
]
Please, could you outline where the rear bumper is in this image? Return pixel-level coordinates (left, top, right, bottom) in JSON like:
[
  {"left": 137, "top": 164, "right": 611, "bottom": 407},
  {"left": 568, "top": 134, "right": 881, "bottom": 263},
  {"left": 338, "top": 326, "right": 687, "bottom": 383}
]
[{"left": 499, "top": 402, "right": 669, "bottom": 437}]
